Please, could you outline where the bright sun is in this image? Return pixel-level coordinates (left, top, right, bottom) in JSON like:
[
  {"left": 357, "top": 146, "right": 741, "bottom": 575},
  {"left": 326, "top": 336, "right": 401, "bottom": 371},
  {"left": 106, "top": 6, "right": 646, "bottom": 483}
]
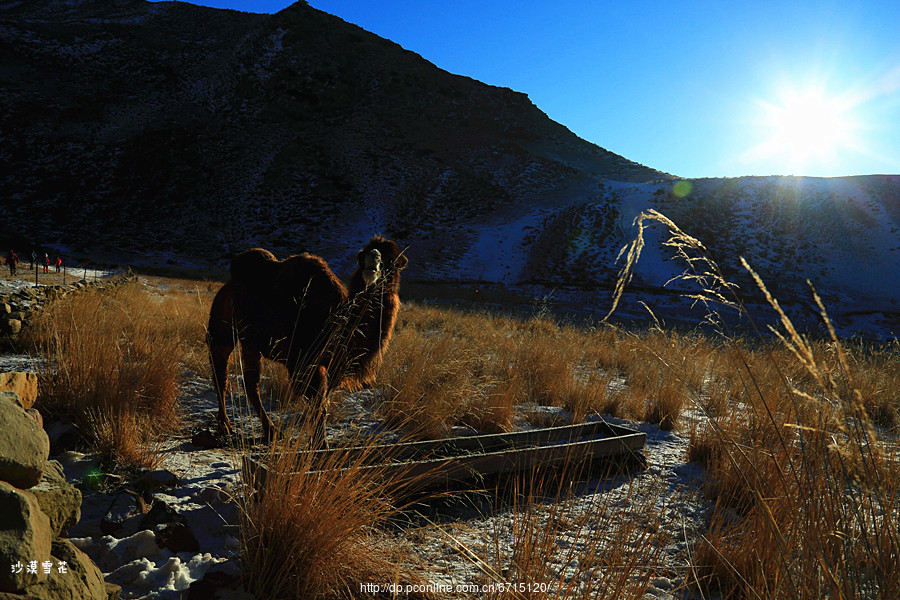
[
  {"left": 768, "top": 90, "right": 849, "bottom": 157},
  {"left": 746, "top": 83, "right": 861, "bottom": 174}
]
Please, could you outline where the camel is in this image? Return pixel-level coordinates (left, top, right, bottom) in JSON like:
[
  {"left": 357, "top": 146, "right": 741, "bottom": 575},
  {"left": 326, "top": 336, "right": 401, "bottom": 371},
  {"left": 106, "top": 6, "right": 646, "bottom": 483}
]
[{"left": 206, "top": 235, "right": 407, "bottom": 444}]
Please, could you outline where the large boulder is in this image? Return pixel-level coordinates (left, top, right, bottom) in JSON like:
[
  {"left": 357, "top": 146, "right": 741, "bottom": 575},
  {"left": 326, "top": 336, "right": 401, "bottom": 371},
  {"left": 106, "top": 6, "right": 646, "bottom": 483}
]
[
  {"left": 0, "top": 393, "right": 49, "bottom": 489},
  {"left": 0, "top": 482, "right": 52, "bottom": 593},
  {"left": 20, "top": 539, "right": 107, "bottom": 600},
  {"left": 0, "top": 374, "right": 38, "bottom": 410},
  {"left": 29, "top": 461, "right": 82, "bottom": 537}
]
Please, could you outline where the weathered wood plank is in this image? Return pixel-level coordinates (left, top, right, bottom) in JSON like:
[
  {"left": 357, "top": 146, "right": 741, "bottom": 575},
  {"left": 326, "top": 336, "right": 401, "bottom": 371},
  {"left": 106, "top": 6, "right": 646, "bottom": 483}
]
[
  {"left": 301, "top": 419, "right": 638, "bottom": 462},
  {"left": 242, "top": 419, "right": 646, "bottom": 494}
]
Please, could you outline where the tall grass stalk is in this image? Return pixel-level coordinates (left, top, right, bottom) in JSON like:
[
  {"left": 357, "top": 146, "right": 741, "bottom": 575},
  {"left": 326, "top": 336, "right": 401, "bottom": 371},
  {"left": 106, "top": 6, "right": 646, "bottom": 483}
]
[{"left": 612, "top": 209, "right": 900, "bottom": 599}]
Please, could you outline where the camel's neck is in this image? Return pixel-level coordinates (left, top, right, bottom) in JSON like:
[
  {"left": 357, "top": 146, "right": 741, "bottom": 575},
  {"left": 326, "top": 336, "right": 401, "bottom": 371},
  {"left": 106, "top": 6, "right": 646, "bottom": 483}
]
[
  {"left": 348, "top": 269, "right": 401, "bottom": 333},
  {"left": 339, "top": 270, "right": 401, "bottom": 382}
]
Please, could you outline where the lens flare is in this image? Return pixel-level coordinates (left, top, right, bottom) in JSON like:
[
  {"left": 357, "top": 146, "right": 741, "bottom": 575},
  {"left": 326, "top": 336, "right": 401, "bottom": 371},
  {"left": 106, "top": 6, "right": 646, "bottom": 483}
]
[{"left": 672, "top": 180, "right": 693, "bottom": 197}]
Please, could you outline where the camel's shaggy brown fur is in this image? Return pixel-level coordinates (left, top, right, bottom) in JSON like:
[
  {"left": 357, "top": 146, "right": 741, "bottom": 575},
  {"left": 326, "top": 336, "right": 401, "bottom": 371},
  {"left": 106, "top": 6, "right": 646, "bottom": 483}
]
[{"left": 207, "top": 236, "right": 407, "bottom": 443}]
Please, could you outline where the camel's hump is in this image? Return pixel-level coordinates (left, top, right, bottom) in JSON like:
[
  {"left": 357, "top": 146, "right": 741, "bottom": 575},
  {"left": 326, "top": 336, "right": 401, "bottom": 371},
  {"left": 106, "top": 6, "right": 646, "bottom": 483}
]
[
  {"left": 230, "top": 249, "right": 345, "bottom": 303},
  {"left": 273, "top": 253, "right": 346, "bottom": 303},
  {"left": 230, "top": 248, "right": 278, "bottom": 285}
]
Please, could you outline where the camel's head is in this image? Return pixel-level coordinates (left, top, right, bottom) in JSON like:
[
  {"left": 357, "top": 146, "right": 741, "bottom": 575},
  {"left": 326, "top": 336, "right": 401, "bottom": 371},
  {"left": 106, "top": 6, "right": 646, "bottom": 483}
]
[
  {"left": 357, "top": 236, "right": 407, "bottom": 288},
  {"left": 361, "top": 248, "right": 381, "bottom": 287}
]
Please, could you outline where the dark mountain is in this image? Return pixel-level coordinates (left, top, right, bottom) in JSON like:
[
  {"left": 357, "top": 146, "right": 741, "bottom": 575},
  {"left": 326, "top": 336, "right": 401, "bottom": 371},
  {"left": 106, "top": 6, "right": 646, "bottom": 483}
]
[{"left": 0, "top": 0, "right": 666, "bottom": 265}]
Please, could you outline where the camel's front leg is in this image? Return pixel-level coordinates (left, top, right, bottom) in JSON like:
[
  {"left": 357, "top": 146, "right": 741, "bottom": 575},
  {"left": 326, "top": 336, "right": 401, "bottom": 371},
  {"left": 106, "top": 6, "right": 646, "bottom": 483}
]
[{"left": 242, "top": 345, "right": 277, "bottom": 443}]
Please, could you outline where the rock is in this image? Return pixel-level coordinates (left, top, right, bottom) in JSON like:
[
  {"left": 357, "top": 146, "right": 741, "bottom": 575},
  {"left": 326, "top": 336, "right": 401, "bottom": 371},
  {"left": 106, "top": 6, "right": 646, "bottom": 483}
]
[
  {"left": 187, "top": 570, "right": 244, "bottom": 600},
  {"left": 187, "top": 560, "right": 249, "bottom": 600},
  {"left": 105, "top": 581, "right": 122, "bottom": 600},
  {"left": 155, "top": 522, "right": 200, "bottom": 554},
  {"left": 29, "top": 461, "right": 82, "bottom": 537},
  {"left": 0, "top": 592, "right": 43, "bottom": 599},
  {"left": 650, "top": 576, "right": 674, "bottom": 590},
  {"left": 23, "top": 409, "right": 42, "bottom": 429},
  {"left": 138, "top": 499, "right": 182, "bottom": 531},
  {"left": 135, "top": 468, "right": 179, "bottom": 492},
  {"left": 26, "top": 412, "right": 47, "bottom": 434},
  {"left": 0, "top": 482, "right": 52, "bottom": 592},
  {"left": 100, "top": 491, "right": 151, "bottom": 538},
  {"left": 46, "top": 422, "right": 81, "bottom": 456},
  {"left": 3, "top": 320, "right": 22, "bottom": 335},
  {"left": 190, "top": 428, "right": 220, "bottom": 449},
  {"left": 0, "top": 391, "right": 23, "bottom": 410},
  {"left": 0, "top": 374, "right": 37, "bottom": 410},
  {"left": 21, "top": 539, "right": 107, "bottom": 600},
  {"left": 0, "top": 393, "right": 50, "bottom": 489}
]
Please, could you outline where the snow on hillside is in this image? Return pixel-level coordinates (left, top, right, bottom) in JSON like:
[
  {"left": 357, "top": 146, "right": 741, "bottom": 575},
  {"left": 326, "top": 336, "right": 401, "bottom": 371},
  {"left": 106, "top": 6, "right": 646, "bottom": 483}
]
[{"left": 440, "top": 175, "right": 899, "bottom": 339}]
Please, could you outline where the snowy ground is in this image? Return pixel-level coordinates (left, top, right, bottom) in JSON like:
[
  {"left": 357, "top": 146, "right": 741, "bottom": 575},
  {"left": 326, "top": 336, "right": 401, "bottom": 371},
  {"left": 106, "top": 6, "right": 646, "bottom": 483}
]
[
  {"left": 56, "top": 377, "right": 251, "bottom": 599},
  {"left": 6, "top": 351, "right": 711, "bottom": 600}
]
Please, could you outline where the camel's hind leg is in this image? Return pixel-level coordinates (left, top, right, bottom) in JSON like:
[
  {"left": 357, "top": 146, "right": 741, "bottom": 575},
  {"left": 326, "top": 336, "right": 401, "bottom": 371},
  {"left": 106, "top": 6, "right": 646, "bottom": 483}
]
[
  {"left": 241, "top": 345, "right": 277, "bottom": 443},
  {"left": 208, "top": 283, "right": 238, "bottom": 438}
]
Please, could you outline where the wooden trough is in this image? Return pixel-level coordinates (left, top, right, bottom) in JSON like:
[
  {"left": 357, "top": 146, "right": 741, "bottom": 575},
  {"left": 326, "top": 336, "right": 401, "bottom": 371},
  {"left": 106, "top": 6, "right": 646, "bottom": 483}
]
[{"left": 242, "top": 419, "right": 646, "bottom": 494}]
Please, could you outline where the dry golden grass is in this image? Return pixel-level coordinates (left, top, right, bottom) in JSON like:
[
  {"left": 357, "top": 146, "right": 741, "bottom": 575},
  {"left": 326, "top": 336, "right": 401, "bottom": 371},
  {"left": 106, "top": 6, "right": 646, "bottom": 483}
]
[
  {"left": 685, "top": 325, "right": 900, "bottom": 598},
  {"left": 612, "top": 209, "right": 900, "bottom": 599},
  {"left": 27, "top": 279, "right": 210, "bottom": 468},
  {"left": 21, "top": 231, "right": 896, "bottom": 600},
  {"left": 371, "top": 303, "right": 703, "bottom": 437},
  {"left": 378, "top": 325, "right": 488, "bottom": 439}
]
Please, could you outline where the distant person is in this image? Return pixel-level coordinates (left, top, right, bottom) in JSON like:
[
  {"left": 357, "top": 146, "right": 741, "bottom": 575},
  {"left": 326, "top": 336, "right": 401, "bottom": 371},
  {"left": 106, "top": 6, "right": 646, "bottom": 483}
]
[
  {"left": 6, "top": 250, "right": 18, "bottom": 276},
  {"left": 30, "top": 250, "right": 36, "bottom": 270},
  {"left": 43, "top": 253, "right": 50, "bottom": 273},
  {"left": 55, "top": 256, "right": 62, "bottom": 273}
]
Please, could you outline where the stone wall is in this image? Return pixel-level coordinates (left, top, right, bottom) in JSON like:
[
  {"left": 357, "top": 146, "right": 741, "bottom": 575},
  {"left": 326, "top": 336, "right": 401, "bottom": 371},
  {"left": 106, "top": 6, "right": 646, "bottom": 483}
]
[{"left": 0, "top": 274, "right": 134, "bottom": 345}]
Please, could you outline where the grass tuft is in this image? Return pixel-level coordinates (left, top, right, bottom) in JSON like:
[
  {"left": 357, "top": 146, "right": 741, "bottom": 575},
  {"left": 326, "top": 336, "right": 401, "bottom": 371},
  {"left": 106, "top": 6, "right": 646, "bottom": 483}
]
[
  {"left": 238, "top": 419, "right": 430, "bottom": 599},
  {"left": 27, "top": 280, "right": 206, "bottom": 469}
]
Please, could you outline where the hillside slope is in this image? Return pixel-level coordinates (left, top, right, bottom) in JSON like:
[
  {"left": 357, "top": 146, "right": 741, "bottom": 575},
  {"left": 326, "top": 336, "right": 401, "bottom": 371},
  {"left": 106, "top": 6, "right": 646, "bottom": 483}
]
[{"left": 0, "top": 0, "right": 666, "bottom": 264}]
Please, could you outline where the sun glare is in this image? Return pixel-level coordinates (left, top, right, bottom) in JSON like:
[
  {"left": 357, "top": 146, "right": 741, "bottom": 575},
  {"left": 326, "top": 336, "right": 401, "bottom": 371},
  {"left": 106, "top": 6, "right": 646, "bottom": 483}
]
[
  {"left": 744, "top": 82, "right": 864, "bottom": 174},
  {"left": 768, "top": 89, "right": 850, "bottom": 157}
]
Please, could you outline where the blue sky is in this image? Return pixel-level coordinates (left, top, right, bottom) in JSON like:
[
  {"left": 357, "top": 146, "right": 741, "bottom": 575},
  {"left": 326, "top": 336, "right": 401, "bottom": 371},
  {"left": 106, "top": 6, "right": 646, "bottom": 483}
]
[{"left": 169, "top": 1, "right": 900, "bottom": 179}]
